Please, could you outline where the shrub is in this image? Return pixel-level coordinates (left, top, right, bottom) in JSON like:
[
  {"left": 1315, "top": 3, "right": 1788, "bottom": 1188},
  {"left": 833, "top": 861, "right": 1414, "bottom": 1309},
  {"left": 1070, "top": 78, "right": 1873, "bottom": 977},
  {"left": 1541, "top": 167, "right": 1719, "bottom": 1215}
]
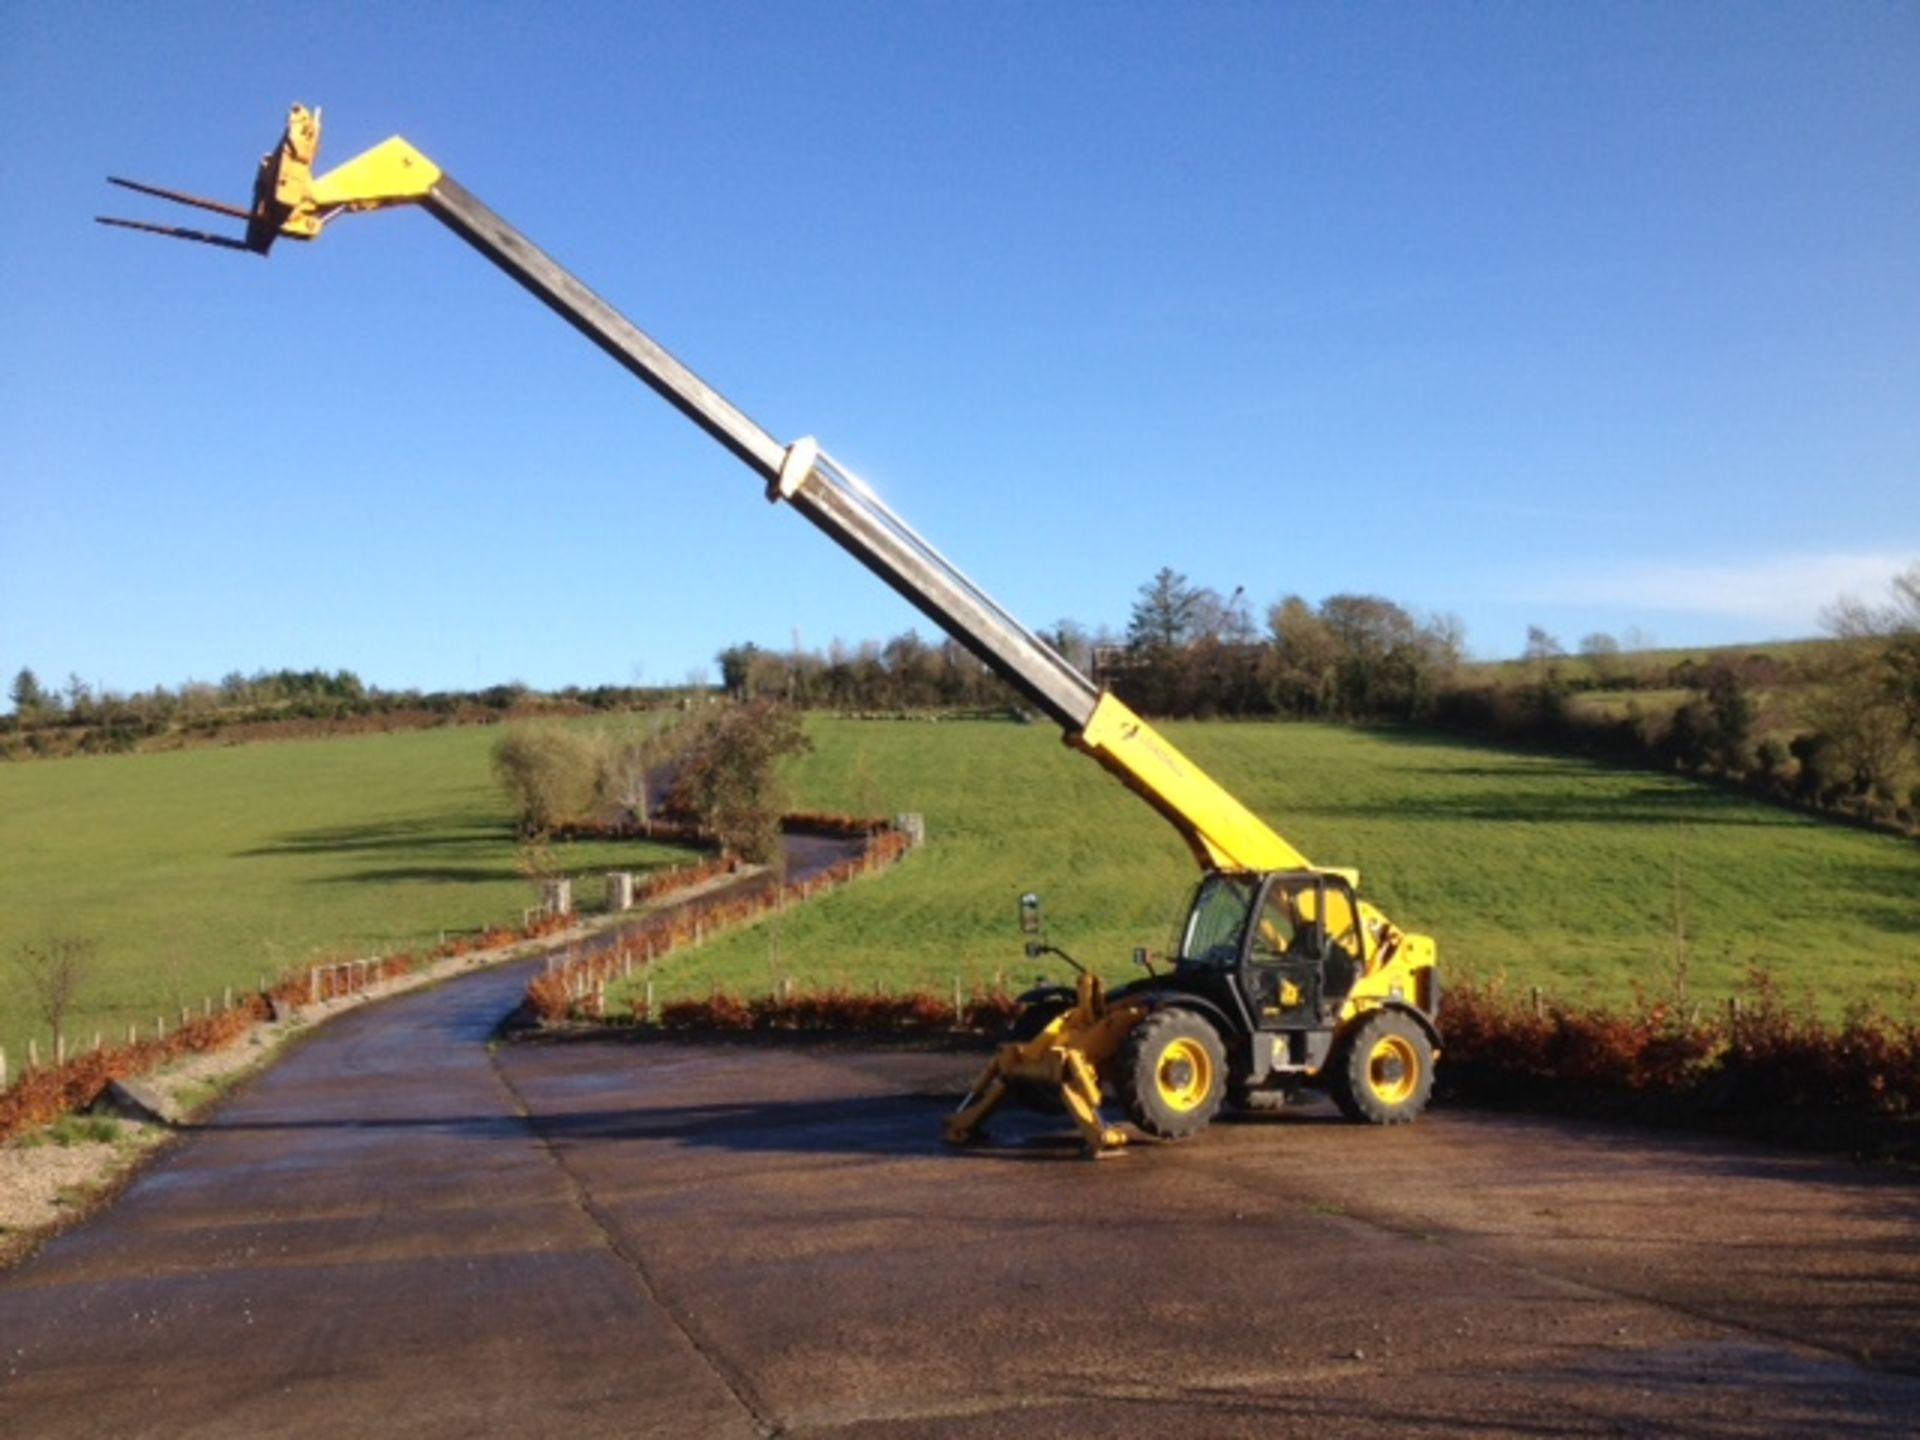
[
  {"left": 491, "top": 723, "right": 603, "bottom": 836},
  {"left": 668, "top": 701, "right": 813, "bottom": 863}
]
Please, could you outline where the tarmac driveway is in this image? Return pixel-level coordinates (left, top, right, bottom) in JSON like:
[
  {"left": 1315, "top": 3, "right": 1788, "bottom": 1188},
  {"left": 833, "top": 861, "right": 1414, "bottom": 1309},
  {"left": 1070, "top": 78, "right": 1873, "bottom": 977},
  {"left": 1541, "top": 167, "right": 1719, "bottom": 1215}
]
[{"left": 3, "top": 960, "right": 1918, "bottom": 1438}]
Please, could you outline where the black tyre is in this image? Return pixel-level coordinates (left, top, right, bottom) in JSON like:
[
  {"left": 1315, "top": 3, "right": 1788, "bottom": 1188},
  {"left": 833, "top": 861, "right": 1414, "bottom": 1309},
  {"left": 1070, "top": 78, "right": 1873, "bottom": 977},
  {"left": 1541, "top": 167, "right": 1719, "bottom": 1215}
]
[
  {"left": 1329, "top": 1009, "right": 1434, "bottom": 1125},
  {"left": 1002, "top": 1000, "right": 1070, "bottom": 1113},
  {"left": 1116, "top": 1009, "right": 1227, "bottom": 1140}
]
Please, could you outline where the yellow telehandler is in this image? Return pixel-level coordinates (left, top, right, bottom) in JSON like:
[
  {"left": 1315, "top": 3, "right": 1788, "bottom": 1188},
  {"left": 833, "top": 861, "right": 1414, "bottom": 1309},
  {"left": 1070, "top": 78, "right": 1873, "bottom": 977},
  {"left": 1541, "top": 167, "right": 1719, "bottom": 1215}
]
[{"left": 101, "top": 106, "right": 1442, "bottom": 1154}]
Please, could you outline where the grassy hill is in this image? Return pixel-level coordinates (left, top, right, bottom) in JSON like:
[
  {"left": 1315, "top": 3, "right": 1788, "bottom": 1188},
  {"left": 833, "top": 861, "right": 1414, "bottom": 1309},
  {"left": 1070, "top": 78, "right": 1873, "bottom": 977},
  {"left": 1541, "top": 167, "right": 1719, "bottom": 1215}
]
[
  {"left": 0, "top": 726, "right": 690, "bottom": 1065},
  {"left": 642, "top": 717, "right": 1920, "bottom": 1017}
]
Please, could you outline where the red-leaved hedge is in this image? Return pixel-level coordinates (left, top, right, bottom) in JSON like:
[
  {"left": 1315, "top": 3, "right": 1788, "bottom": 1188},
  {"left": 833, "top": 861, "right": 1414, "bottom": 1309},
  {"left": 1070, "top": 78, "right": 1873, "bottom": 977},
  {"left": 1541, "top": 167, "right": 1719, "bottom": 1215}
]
[
  {"left": 1436, "top": 970, "right": 1920, "bottom": 1121},
  {"left": 523, "top": 820, "right": 917, "bottom": 1025}
]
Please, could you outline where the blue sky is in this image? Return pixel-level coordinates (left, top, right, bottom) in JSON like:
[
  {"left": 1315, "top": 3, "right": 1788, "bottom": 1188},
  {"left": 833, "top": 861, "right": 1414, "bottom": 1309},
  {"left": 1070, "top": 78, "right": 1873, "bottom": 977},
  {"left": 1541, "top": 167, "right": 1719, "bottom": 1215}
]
[{"left": 2, "top": 2, "right": 1915, "bottom": 701}]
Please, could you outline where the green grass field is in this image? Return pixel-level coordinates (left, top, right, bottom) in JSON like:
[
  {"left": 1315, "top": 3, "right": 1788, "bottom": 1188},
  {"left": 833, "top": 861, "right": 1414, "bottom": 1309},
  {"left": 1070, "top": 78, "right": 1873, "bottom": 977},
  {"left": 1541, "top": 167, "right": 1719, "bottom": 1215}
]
[
  {"left": 5, "top": 716, "right": 1916, "bottom": 1069},
  {"left": 0, "top": 726, "right": 691, "bottom": 1065},
  {"left": 636, "top": 717, "right": 1920, "bottom": 1017}
]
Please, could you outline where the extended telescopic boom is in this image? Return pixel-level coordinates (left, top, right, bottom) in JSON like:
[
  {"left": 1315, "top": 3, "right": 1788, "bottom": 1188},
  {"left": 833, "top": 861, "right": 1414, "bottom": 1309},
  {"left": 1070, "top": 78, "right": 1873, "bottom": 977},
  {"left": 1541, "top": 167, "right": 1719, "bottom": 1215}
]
[{"left": 100, "top": 105, "right": 1313, "bottom": 876}]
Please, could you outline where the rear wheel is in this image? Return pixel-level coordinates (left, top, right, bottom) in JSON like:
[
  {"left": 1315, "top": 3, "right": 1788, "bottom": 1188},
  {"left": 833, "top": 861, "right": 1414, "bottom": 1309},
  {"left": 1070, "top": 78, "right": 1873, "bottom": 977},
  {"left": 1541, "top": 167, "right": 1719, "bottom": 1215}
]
[
  {"left": 1329, "top": 1010, "right": 1433, "bottom": 1125},
  {"left": 1116, "top": 1009, "right": 1227, "bottom": 1139}
]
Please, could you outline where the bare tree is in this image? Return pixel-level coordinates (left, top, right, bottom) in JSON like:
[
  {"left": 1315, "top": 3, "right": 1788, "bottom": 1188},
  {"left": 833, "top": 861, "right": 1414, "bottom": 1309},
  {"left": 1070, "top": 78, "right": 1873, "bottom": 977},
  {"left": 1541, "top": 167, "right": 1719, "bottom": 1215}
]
[
  {"left": 1814, "top": 564, "right": 1920, "bottom": 800},
  {"left": 1421, "top": 611, "right": 1469, "bottom": 676},
  {"left": 593, "top": 712, "right": 686, "bottom": 826},
  {"left": 15, "top": 936, "right": 97, "bottom": 1046},
  {"left": 1579, "top": 631, "right": 1625, "bottom": 686},
  {"left": 1522, "top": 625, "right": 1565, "bottom": 666}
]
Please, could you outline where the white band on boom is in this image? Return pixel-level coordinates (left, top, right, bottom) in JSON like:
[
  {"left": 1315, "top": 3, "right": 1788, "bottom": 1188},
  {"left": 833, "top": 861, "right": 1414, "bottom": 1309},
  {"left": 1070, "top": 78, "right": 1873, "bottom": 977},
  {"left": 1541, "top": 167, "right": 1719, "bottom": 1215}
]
[{"left": 771, "top": 435, "right": 819, "bottom": 503}]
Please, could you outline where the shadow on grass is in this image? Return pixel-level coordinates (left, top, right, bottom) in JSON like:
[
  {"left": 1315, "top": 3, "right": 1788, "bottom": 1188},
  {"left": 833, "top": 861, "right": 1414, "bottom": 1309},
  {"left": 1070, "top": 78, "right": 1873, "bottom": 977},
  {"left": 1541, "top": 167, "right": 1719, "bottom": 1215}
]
[
  {"left": 235, "top": 813, "right": 507, "bottom": 859},
  {"left": 237, "top": 812, "right": 689, "bottom": 889},
  {"left": 311, "top": 864, "right": 528, "bottom": 885}
]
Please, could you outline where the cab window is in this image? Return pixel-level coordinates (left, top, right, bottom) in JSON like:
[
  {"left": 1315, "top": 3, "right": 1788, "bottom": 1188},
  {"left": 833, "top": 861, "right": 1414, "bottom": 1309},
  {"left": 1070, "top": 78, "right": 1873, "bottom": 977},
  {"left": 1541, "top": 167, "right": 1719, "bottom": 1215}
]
[
  {"left": 1250, "top": 882, "right": 1310, "bottom": 961},
  {"left": 1180, "top": 875, "right": 1255, "bottom": 967}
]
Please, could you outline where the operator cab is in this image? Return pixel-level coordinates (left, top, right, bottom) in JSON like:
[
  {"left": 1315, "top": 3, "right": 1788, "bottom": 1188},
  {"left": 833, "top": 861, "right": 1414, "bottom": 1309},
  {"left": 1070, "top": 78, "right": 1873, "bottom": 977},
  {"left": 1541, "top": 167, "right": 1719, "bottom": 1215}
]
[{"left": 1175, "top": 870, "right": 1366, "bottom": 1032}]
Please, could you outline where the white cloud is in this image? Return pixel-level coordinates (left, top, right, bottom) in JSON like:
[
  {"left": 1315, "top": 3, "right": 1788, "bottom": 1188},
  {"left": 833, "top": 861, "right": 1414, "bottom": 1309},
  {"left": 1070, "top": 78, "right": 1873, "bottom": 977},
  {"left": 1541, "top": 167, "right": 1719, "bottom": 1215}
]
[{"left": 1526, "top": 550, "right": 1917, "bottom": 629}]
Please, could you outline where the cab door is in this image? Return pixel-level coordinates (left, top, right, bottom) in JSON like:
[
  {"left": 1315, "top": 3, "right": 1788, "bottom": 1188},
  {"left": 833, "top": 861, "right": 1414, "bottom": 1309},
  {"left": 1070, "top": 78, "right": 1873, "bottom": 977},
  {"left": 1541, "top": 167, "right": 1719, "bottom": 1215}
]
[{"left": 1242, "top": 873, "right": 1326, "bottom": 1029}]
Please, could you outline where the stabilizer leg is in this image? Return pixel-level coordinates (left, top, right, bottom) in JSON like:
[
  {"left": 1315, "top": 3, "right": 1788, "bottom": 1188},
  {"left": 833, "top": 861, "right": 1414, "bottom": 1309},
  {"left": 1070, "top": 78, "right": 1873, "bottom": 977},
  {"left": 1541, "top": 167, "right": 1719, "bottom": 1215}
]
[
  {"left": 1061, "top": 1050, "right": 1128, "bottom": 1157},
  {"left": 943, "top": 1062, "right": 1008, "bottom": 1145}
]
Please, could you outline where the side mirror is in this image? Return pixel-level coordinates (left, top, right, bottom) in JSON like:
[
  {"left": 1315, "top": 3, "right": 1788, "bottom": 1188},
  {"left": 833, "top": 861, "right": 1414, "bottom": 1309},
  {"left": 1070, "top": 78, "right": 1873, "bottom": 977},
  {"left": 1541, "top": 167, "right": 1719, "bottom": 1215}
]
[{"left": 1019, "top": 892, "right": 1043, "bottom": 936}]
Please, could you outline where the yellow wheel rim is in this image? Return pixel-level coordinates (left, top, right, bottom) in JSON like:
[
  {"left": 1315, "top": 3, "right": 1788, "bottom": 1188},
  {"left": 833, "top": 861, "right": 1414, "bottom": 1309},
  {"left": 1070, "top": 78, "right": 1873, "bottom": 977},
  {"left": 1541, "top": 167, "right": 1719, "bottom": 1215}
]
[
  {"left": 1367, "top": 1034, "right": 1420, "bottom": 1106},
  {"left": 1155, "top": 1037, "right": 1214, "bottom": 1111}
]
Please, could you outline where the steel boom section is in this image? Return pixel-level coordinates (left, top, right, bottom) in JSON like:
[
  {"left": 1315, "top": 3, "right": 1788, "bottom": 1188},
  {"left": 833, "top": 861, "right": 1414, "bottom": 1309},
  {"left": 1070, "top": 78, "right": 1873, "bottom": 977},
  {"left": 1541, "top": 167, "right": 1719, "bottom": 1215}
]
[{"left": 423, "top": 176, "right": 1099, "bottom": 732}]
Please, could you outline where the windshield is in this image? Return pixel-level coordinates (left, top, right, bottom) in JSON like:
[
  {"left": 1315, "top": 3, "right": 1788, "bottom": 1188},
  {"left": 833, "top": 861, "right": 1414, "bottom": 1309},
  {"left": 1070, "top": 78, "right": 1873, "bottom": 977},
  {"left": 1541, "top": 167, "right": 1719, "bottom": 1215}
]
[{"left": 1180, "top": 874, "right": 1256, "bottom": 967}]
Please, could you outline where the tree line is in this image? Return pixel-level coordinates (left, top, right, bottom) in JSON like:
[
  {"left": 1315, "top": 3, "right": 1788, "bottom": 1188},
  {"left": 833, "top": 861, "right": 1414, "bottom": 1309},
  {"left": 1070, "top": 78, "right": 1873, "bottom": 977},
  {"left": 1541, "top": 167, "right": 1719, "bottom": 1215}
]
[
  {"left": 714, "top": 636, "right": 1022, "bottom": 713},
  {"left": 713, "top": 569, "right": 1470, "bottom": 724},
  {"left": 0, "top": 666, "right": 693, "bottom": 758},
  {"left": 711, "top": 563, "right": 1920, "bottom": 835},
  {"left": 13, "top": 562, "right": 1916, "bottom": 833}
]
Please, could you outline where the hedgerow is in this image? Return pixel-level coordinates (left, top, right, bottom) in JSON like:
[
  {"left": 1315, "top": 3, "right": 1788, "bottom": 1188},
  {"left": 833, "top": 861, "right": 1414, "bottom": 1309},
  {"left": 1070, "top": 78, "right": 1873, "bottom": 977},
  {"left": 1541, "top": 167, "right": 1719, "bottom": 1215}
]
[{"left": 1437, "top": 970, "right": 1920, "bottom": 1127}]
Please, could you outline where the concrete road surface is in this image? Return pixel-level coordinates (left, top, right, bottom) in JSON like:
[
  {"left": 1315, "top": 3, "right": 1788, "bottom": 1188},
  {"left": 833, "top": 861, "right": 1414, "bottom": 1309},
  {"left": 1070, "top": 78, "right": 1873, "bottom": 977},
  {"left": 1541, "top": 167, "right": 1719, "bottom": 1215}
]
[{"left": 4, "top": 958, "right": 1918, "bottom": 1437}]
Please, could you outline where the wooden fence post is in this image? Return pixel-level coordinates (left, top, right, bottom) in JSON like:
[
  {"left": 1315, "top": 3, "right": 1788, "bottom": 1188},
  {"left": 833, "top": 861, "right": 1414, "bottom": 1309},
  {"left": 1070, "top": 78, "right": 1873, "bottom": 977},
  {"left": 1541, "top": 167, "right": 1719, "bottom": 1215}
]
[
  {"left": 310, "top": 967, "right": 320, "bottom": 1005},
  {"left": 29, "top": 1037, "right": 40, "bottom": 1070},
  {"left": 0, "top": 1044, "right": 7, "bottom": 1090}
]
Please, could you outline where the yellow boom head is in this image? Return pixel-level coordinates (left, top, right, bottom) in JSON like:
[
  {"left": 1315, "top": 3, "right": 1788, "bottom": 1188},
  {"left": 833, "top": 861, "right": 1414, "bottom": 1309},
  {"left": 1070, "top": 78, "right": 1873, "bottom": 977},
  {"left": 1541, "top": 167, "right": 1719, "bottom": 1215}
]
[{"left": 98, "top": 103, "right": 439, "bottom": 255}]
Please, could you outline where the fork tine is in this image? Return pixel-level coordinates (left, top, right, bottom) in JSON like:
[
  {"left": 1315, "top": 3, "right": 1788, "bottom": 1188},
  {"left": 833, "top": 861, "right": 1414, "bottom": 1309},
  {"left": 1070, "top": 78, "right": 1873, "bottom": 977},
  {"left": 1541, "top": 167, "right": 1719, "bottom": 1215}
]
[
  {"left": 106, "top": 176, "right": 254, "bottom": 222},
  {"left": 94, "top": 215, "right": 261, "bottom": 253}
]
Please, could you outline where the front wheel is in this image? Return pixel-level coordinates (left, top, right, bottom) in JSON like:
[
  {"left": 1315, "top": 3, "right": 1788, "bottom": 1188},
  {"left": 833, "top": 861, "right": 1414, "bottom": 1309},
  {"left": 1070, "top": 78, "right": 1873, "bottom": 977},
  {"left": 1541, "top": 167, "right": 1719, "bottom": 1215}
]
[
  {"left": 1116, "top": 1009, "right": 1227, "bottom": 1140},
  {"left": 1329, "top": 1010, "right": 1434, "bottom": 1125}
]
